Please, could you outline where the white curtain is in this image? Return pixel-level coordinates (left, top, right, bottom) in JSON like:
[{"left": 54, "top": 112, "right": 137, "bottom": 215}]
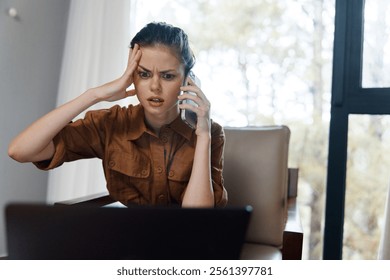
[
  {"left": 47, "top": 0, "right": 135, "bottom": 203},
  {"left": 378, "top": 183, "right": 390, "bottom": 259}
]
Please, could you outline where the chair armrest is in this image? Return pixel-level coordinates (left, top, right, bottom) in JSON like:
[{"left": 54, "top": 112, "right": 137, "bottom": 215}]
[
  {"left": 54, "top": 191, "right": 115, "bottom": 207},
  {"left": 282, "top": 168, "right": 303, "bottom": 259},
  {"left": 282, "top": 197, "right": 304, "bottom": 259}
]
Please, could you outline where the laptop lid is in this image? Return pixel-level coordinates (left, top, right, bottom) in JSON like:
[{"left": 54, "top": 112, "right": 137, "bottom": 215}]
[{"left": 5, "top": 203, "right": 252, "bottom": 260}]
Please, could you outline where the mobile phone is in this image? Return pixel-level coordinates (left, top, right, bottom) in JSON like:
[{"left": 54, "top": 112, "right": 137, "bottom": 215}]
[{"left": 180, "top": 71, "right": 201, "bottom": 129}]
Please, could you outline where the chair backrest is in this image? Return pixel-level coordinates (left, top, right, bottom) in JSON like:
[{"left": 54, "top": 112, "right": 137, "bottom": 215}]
[{"left": 223, "top": 126, "right": 290, "bottom": 248}]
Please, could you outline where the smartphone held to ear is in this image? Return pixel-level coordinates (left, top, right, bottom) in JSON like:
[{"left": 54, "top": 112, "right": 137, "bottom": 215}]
[{"left": 180, "top": 71, "right": 201, "bottom": 129}]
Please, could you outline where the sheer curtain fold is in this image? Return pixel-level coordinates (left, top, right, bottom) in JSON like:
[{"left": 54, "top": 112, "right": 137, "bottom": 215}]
[
  {"left": 378, "top": 183, "right": 390, "bottom": 259},
  {"left": 47, "top": 0, "right": 132, "bottom": 203}
]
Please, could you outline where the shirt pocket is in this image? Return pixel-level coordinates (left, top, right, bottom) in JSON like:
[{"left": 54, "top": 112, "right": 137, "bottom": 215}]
[
  {"left": 105, "top": 148, "right": 152, "bottom": 205},
  {"left": 107, "top": 149, "right": 151, "bottom": 179},
  {"left": 167, "top": 156, "right": 192, "bottom": 183},
  {"left": 166, "top": 156, "right": 192, "bottom": 204}
]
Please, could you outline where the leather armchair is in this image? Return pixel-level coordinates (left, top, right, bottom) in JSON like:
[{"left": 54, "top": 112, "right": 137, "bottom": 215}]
[{"left": 223, "top": 126, "right": 302, "bottom": 260}]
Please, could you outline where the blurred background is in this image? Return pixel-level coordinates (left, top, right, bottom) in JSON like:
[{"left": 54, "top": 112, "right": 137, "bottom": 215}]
[{"left": 2, "top": 0, "right": 390, "bottom": 259}]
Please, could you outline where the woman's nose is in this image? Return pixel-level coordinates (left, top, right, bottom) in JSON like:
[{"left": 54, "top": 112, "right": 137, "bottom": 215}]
[{"left": 150, "top": 76, "right": 162, "bottom": 93}]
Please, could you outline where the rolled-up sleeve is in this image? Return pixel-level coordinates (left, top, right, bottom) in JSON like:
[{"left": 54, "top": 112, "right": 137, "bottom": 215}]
[
  {"left": 33, "top": 108, "right": 112, "bottom": 170},
  {"left": 33, "top": 132, "right": 68, "bottom": 170}
]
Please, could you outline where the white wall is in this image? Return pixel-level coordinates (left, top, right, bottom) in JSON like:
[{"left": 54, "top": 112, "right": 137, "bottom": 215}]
[{"left": 0, "top": 0, "right": 70, "bottom": 257}]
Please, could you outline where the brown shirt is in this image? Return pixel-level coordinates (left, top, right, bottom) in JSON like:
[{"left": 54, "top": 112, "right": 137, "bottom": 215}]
[{"left": 35, "top": 104, "right": 227, "bottom": 207}]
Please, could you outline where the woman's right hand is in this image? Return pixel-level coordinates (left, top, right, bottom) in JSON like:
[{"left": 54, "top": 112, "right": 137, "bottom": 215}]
[{"left": 92, "top": 44, "right": 142, "bottom": 102}]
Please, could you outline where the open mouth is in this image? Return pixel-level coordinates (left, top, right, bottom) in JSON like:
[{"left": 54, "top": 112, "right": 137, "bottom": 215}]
[
  {"left": 148, "top": 97, "right": 164, "bottom": 103},
  {"left": 147, "top": 97, "right": 165, "bottom": 107}
]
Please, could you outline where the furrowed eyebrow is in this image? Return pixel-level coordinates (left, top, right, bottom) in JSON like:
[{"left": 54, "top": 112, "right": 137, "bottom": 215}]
[
  {"left": 138, "top": 65, "right": 176, "bottom": 74},
  {"left": 160, "top": 69, "right": 176, "bottom": 74},
  {"left": 138, "top": 65, "right": 151, "bottom": 72}
]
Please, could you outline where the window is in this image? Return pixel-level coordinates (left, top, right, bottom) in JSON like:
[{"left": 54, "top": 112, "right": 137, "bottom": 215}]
[
  {"left": 344, "top": 115, "right": 390, "bottom": 259},
  {"left": 325, "top": 0, "right": 390, "bottom": 259},
  {"left": 362, "top": 0, "right": 390, "bottom": 88}
]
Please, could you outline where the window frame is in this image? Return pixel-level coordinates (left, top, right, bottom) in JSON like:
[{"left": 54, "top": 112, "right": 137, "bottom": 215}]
[{"left": 324, "top": 0, "right": 390, "bottom": 259}]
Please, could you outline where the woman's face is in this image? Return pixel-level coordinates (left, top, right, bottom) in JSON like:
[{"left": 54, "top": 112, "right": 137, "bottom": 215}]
[{"left": 133, "top": 45, "right": 185, "bottom": 126}]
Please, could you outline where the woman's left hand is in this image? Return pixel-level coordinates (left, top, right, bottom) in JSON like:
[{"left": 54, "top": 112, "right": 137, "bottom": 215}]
[{"left": 178, "top": 77, "right": 211, "bottom": 137}]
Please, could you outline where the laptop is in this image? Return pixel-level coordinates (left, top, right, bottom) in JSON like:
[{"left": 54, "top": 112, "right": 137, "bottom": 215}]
[{"left": 5, "top": 203, "right": 252, "bottom": 260}]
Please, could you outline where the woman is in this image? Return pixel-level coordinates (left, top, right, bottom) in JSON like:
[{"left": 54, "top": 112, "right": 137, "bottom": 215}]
[{"left": 8, "top": 22, "right": 227, "bottom": 208}]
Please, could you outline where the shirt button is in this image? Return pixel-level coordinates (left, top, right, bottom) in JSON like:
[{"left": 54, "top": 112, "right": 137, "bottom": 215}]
[
  {"left": 156, "top": 167, "right": 163, "bottom": 173},
  {"left": 161, "top": 136, "right": 168, "bottom": 143},
  {"left": 168, "top": 170, "right": 175, "bottom": 177},
  {"left": 108, "top": 160, "right": 115, "bottom": 167},
  {"left": 158, "top": 194, "right": 166, "bottom": 201}
]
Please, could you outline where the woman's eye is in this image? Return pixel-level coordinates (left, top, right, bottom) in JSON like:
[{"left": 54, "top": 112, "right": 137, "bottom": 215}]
[
  {"left": 162, "top": 73, "right": 175, "bottom": 80},
  {"left": 138, "top": 71, "right": 150, "bottom": 79}
]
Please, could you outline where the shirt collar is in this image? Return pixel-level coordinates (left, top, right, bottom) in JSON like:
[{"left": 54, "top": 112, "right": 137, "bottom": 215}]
[
  {"left": 127, "top": 105, "right": 148, "bottom": 140},
  {"left": 168, "top": 115, "right": 194, "bottom": 141},
  {"left": 127, "top": 105, "right": 194, "bottom": 141}
]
